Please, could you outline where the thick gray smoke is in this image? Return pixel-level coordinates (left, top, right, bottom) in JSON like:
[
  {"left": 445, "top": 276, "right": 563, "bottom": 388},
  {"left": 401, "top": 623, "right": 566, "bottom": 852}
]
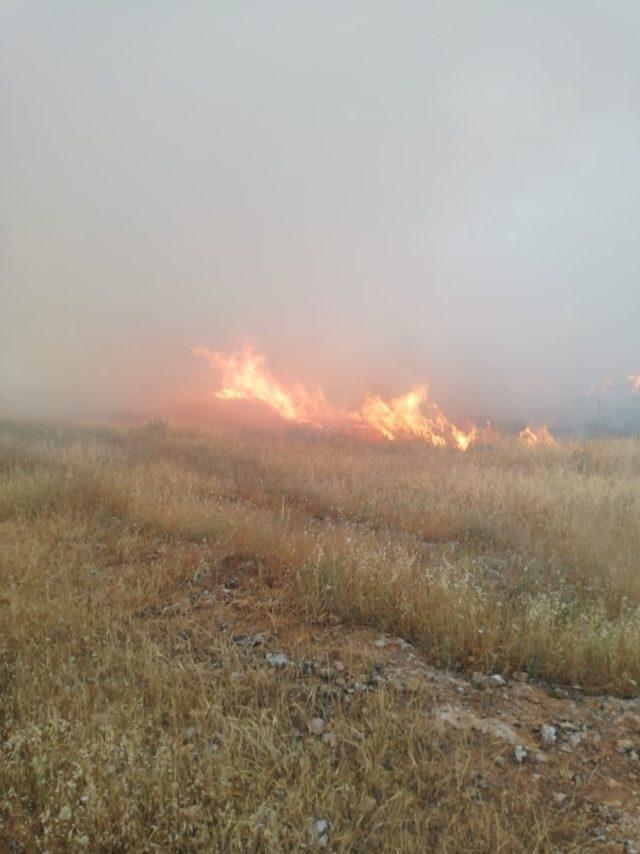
[{"left": 2, "top": 1, "right": 640, "bottom": 434}]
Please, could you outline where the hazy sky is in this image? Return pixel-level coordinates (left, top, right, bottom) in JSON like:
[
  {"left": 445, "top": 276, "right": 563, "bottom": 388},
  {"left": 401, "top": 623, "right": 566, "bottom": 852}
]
[{"left": 2, "top": 1, "right": 640, "bottom": 427}]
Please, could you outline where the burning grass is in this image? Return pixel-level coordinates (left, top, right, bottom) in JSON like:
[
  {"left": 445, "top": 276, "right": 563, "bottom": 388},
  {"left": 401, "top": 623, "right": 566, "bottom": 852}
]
[
  {"left": 193, "top": 344, "right": 482, "bottom": 448},
  {"left": 1, "top": 419, "right": 640, "bottom": 850}
]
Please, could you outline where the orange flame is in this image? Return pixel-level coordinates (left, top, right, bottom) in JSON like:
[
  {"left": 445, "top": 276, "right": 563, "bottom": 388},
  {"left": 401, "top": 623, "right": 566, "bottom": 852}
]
[
  {"left": 192, "top": 345, "right": 512, "bottom": 450},
  {"left": 518, "top": 424, "right": 555, "bottom": 447},
  {"left": 193, "top": 346, "right": 329, "bottom": 425},
  {"left": 355, "top": 386, "right": 477, "bottom": 449}
]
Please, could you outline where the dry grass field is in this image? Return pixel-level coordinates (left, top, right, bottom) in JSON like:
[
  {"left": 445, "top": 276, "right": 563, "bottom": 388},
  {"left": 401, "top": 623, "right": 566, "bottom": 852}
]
[{"left": 1, "top": 419, "right": 640, "bottom": 851}]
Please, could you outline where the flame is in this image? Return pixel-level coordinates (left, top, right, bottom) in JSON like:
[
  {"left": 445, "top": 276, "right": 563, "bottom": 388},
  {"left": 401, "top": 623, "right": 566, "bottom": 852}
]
[
  {"left": 518, "top": 424, "right": 555, "bottom": 447},
  {"left": 629, "top": 373, "right": 640, "bottom": 395},
  {"left": 193, "top": 345, "right": 549, "bottom": 450},
  {"left": 355, "top": 385, "right": 476, "bottom": 449},
  {"left": 193, "top": 345, "right": 329, "bottom": 425}
]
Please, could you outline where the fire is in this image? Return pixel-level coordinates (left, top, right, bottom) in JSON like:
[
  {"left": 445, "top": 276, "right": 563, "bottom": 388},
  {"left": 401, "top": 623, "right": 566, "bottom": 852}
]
[
  {"left": 629, "top": 373, "right": 640, "bottom": 395},
  {"left": 192, "top": 345, "right": 329, "bottom": 425},
  {"left": 518, "top": 424, "right": 555, "bottom": 447},
  {"left": 193, "top": 344, "right": 550, "bottom": 450},
  {"left": 355, "top": 386, "right": 476, "bottom": 449}
]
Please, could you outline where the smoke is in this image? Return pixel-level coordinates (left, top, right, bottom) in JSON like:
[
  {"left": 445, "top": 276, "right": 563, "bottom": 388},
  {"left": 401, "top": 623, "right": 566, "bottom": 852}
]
[{"left": 2, "top": 1, "right": 640, "bottom": 434}]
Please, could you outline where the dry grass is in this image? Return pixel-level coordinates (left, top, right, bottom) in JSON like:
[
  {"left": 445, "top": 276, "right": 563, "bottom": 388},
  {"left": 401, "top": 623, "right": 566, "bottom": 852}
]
[{"left": 1, "top": 418, "right": 639, "bottom": 850}]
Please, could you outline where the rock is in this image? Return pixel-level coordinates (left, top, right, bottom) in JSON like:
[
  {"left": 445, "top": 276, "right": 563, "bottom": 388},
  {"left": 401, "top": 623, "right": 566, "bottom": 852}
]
[
  {"left": 374, "top": 637, "right": 388, "bottom": 648},
  {"left": 548, "top": 686, "right": 570, "bottom": 699},
  {"left": 471, "top": 672, "right": 506, "bottom": 690},
  {"left": 514, "top": 745, "right": 529, "bottom": 764},
  {"left": 313, "top": 819, "right": 330, "bottom": 846},
  {"left": 433, "top": 705, "right": 521, "bottom": 745},
  {"left": 624, "top": 841, "right": 639, "bottom": 854},
  {"left": 540, "top": 725, "right": 558, "bottom": 748},
  {"left": 308, "top": 717, "right": 326, "bottom": 736},
  {"left": 266, "top": 651, "right": 289, "bottom": 669},
  {"left": 553, "top": 792, "right": 568, "bottom": 806}
]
